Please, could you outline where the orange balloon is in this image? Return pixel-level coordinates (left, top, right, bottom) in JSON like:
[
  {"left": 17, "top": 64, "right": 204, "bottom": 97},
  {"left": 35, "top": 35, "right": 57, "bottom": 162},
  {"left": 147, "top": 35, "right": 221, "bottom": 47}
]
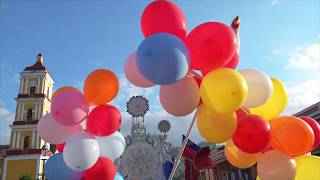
[
  {"left": 52, "top": 86, "right": 79, "bottom": 100},
  {"left": 84, "top": 69, "right": 119, "bottom": 105},
  {"left": 270, "top": 116, "right": 314, "bottom": 156},
  {"left": 225, "top": 139, "right": 261, "bottom": 168}
]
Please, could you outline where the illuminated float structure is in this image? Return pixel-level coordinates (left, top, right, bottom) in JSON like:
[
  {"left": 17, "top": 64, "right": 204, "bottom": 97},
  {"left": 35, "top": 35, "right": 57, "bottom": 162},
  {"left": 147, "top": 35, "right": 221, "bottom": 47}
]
[{"left": 115, "top": 96, "right": 184, "bottom": 180}]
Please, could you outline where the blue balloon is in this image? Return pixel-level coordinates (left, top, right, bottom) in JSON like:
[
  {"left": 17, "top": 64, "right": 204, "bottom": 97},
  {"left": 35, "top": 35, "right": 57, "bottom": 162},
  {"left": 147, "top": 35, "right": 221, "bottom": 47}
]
[
  {"left": 114, "top": 172, "right": 124, "bottom": 180},
  {"left": 137, "top": 33, "right": 190, "bottom": 85},
  {"left": 44, "top": 153, "right": 83, "bottom": 180}
]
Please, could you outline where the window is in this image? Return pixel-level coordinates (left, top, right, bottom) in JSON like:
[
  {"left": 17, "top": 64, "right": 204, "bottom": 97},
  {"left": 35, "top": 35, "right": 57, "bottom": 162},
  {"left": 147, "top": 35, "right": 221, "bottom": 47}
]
[
  {"left": 23, "top": 136, "right": 30, "bottom": 150},
  {"left": 29, "top": 86, "right": 36, "bottom": 96},
  {"left": 27, "top": 108, "right": 32, "bottom": 121}
]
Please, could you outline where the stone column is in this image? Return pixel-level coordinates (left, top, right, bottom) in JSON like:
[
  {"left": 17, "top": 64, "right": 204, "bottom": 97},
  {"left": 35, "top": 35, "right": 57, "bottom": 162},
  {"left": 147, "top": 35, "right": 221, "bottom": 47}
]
[
  {"left": 11, "top": 131, "right": 16, "bottom": 149},
  {"left": 32, "top": 130, "right": 36, "bottom": 149},
  {"left": 24, "top": 79, "right": 29, "bottom": 94},
  {"left": 37, "top": 78, "right": 40, "bottom": 93},
  {"left": 19, "top": 78, "right": 24, "bottom": 94},
  {"left": 16, "top": 132, "right": 21, "bottom": 149}
]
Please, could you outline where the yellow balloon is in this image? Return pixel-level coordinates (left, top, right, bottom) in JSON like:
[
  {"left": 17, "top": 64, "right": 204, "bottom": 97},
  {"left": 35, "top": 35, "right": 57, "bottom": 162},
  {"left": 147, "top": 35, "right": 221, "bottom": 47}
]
[
  {"left": 294, "top": 155, "right": 320, "bottom": 180},
  {"left": 250, "top": 78, "right": 288, "bottom": 120},
  {"left": 197, "top": 104, "right": 237, "bottom": 143},
  {"left": 200, "top": 68, "right": 248, "bottom": 113},
  {"left": 225, "top": 139, "right": 261, "bottom": 169},
  {"left": 256, "top": 176, "right": 261, "bottom": 180}
]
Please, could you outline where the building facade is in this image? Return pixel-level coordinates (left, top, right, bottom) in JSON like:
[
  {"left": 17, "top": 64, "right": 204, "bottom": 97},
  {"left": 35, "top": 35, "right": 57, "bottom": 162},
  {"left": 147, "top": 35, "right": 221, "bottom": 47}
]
[{"left": 2, "top": 54, "right": 53, "bottom": 180}]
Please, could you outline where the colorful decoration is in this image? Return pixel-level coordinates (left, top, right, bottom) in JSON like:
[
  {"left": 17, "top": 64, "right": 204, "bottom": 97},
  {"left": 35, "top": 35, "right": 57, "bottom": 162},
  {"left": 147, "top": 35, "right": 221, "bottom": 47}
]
[{"left": 42, "top": 68, "right": 123, "bottom": 179}]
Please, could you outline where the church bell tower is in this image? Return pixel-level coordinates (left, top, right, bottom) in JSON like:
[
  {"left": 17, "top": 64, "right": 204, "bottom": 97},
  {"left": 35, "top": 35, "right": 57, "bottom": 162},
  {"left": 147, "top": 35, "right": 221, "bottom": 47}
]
[{"left": 2, "top": 53, "right": 54, "bottom": 180}]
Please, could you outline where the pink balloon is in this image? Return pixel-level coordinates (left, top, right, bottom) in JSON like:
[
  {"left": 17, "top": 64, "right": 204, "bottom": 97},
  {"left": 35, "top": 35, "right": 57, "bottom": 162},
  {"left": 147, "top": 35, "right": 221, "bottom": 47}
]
[
  {"left": 51, "top": 90, "right": 89, "bottom": 126},
  {"left": 299, "top": 116, "right": 320, "bottom": 151},
  {"left": 80, "top": 105, "right": 96, "bottom": 130},
  {"left": 124, "top": 52, "right": 154, "bottom": 88},
  {"left": 160, "top": 75, "right": 200, "bottom": 116},
  {"left": 37, "top": 113, "right": 83, "bottom": 144}
]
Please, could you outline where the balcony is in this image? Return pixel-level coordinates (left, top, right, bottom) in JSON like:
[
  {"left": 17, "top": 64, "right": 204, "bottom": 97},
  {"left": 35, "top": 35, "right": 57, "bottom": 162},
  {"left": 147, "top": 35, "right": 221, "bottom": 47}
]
[
  {"left": 5, "top": 149, "right": 52, "bottom": 156},
  {"left": 17, "top": 93, "right": 47, "bottom": 99},
  {"left": 13, "top": 120, "right": 39, "bottom": 125}
]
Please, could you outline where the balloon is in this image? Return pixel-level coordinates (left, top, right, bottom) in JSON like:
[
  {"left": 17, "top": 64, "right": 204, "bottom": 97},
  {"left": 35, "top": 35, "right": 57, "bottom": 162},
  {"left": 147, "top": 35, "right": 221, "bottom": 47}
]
[
  {"left": 232, "top": 115, "right": 271, "bottom": 153},
  {"left": 137, "top": 33, "right": 190, "bottom": 85},
  {"left": 51, "top": 91, "right": 89, "bottom": 126},
  {"left": 224, "top": 50, "right": 240, "bottom": 69},
  {"left": 202, "top": 50, "right": 240, "bottom": 76},
  {"left": 52, "top": 86, "right": 80, "bottom": 100},
  {"left": 87, "top": 104, "right": 121, "bottom": 136},
  {"left": 84, "top": 157, "right": 116, "bottom": 180},
  {"left": 257, "top": 150, "right": 296, "bottom": 180},
  {"left": 225, "top": 139, "right": 261, "bottom": 169},
  {"left": 80, "top": 105, "right": 96, "bottom": 130},
  {"left": 84, "top": 69, "right": 119, "bottom": 105},
  {"left": 160, "top": 75, "right": 200, "bottom": 116},
  {"left": 44, "top": 153, "right": 83, "bottom": 180},
  {"left": 96, "top": 131, "right": 126, "bottom": 160},
  {"left": 294, "top": 155, "right": 320, "bottom": 180},
  {"left": 63, "top": 132, "right": 100, "bottom": 171},
  {"left": 239, "top": 69, "right": 273, "bottom": 108},
  {"left": 141, "top": 0, "right": 187, "bottom": 40},
  {"left": 114, "top": 172, "right": 124, "bottom": 180},
  {"left": 38, "top": 113, "right": 82, "bottom": 144},
  {"left": 197, "top": 104, "right": 237, "bottom": 143},
  {"left": 56, "top": 143, "right": 65, "bottom": 152},
  {"left": 299, "top": 116, "right": 320, "bottom": 150},
  {"left": 250, "top": 78, "right": 288, "bottom": 120},
  {"left": 200, "top": 68, "right": 248, "bottom": 113},
  {"left": 186, "top": 22, "right": 237, "bottom": 71},
  {"left": 270, "top": 116, "right": 314, "bottom": 156},
  {"left": 124, "top": 52, "right": 154, "bottom": 88}
]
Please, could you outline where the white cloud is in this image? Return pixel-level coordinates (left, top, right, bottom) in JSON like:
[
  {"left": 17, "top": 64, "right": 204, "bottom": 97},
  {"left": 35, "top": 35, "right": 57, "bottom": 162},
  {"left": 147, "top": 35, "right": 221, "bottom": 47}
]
[
  {"left": 284, "top": 44, "right": 320, "bottom": 70},
  {"left": 271, "top": 0, "right": 280, "bottom": 6},
  {"left": 283, "top": 79, "right": 320, "bottom": 115},
  {"left": 0, "top": 107, "right": 15, "bottom": 144}
]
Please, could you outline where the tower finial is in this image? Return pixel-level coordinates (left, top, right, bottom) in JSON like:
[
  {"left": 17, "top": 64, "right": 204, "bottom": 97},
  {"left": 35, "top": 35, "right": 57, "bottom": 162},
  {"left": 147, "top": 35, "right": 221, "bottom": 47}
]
[{"left": 37, "top": 53, "right": 43, "bottom": 63}]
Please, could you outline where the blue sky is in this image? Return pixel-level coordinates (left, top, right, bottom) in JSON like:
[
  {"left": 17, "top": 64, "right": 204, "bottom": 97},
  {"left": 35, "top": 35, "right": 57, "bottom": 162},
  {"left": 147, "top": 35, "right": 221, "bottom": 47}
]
[{"left": 0, "top": 0, "right": 319, "bottom": 145}]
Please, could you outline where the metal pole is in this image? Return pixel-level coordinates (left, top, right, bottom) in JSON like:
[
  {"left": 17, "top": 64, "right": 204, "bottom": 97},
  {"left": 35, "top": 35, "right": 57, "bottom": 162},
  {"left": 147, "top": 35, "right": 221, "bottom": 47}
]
[{"left": 168, "top": 109, "right": 199, "bottom": 180}]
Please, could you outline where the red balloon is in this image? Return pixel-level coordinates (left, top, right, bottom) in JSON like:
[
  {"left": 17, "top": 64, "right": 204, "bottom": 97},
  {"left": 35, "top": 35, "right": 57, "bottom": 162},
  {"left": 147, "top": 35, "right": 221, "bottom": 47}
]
[
  {"left": 299, "top": 116, "right": 320, "bottom": 151},
  {"left": 87, "top": 105, "right": 121, "bottom": 136},
  {"left": 232, "top": 115, "right": 271, "bottom": 153},
  {"left": 84, "top": 157, "right": 116, "bottom": 180},
  {"left": 186, "top": 22, "right": 237, "bottom": 71},
  {"left": 141, "top": 0, "right": 187, "bottom": 40},
  {"left": 224, "top": 49, "right": 240, "bottom": 69},
  {"left": 56, "top": 143, "right": 65, "bottom": 152},
  {"left": 193, "top": 75, "right": 203, "bottom": 106}
]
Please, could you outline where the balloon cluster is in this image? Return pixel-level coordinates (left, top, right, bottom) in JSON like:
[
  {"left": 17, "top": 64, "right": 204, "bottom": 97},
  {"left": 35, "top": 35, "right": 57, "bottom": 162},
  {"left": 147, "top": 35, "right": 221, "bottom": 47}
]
[
  {"left": 38, "top": 69, "right": 125, "bottom": 180},
  {"left": 124, "top": 1, "right": 320, "bottom": 180}
]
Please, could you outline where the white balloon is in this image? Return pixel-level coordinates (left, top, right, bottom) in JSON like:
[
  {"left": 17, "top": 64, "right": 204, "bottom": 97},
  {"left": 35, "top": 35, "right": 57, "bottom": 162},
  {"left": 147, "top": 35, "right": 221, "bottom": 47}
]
[
  {"left": 239, "top": 69, "right": 273, "bottom": 108},
  {"left": 38, "top": 113, "right": 82, "bottom": 144},
  {"left": 96, "top": 131, "right": 126, "bottom": 160},
  {"left": 63, "top": 132, "right": 100, "bottom": 171}
]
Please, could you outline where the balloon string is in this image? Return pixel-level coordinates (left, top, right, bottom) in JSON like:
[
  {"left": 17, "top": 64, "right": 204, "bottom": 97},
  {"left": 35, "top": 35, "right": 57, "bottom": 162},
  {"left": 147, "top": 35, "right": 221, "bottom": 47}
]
[
  {"left": 240, "top": 107, "right": 250, "bottom": 115},
  {"left": 188, "top": 70, "right": 203, "bottom": 80},
  {"left": 168, "top": 108, "right": 199, "bottom": 180}
]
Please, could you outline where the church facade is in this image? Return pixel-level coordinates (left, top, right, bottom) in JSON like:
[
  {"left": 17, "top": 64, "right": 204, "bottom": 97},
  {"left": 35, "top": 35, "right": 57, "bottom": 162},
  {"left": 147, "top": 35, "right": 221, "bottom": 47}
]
[{"left": 1, "top": 54, "right": 53, "bottom": 180}]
